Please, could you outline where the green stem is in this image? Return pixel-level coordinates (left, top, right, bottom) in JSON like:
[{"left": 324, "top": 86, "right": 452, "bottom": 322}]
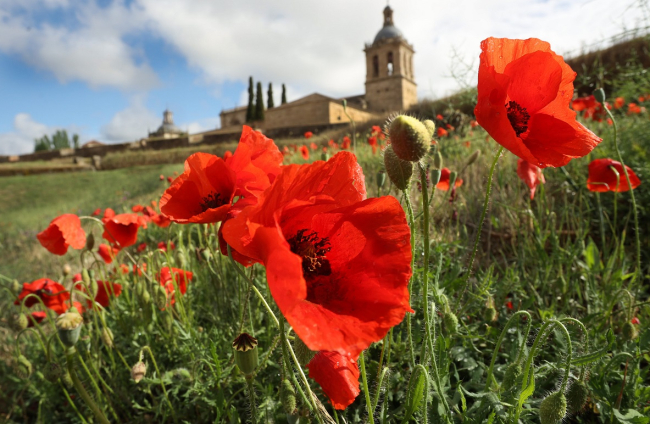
[
  {"left": 423, "top": 301, "right": 452, "bottom": 423},
  {"left": 461, "top": 147, "right": 503, "bottom": 300},
  {"left": 66, "top": 348, "right": 110, "bottom": 424},
  {"left": 595, "top": 192, "right": 607, "bottom": 251},
  {"left": 359, "top": 352, "right": 375, "bottom": 424},
  {"left": 604, "top": 107, "right": 642, "bottom": 289},
  {"left": 419, "top": 164, "right": 432, "bottom": 366},
  {"left": 141, "top": 346, "right": 176, "bottom": 421},
  {"left": 403, "top": 189, "right": 417, "bottom": 369},
  {"left": 485, "top": 311, "right": 532, "bottom": 392},
  {"left": 246, "top": 377, "right": 257, "bottom": 424}
]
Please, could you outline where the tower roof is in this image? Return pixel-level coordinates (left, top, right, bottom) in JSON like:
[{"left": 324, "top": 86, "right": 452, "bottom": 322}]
[{"left": 372, "top": 5, "right": 403, "bottom": 45}]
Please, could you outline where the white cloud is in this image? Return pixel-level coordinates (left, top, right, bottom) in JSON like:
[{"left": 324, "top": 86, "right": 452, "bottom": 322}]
[
  {"left": 0, "top": 113, "right": 80, "bottom": 155},
  {"left": 100, "top": 95, "right": 160, "bottom": 142}
]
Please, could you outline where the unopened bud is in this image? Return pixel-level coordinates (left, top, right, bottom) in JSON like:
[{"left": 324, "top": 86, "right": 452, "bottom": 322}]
[
  {"left": 161, "top": 310, "right": 174, "bottom": 332},
  {"left": 483, "top": 307, "right": 497, "bottom": 323},
  {"left": 280, "top": 379, "right": 297, "bottom": 414},
  {"left": 593, "top": 88, "right": 606, "bottom": 104},
  {"left": 466, "top": 150, "right": 481, "bottom": 167},
  {"left": 430, "top": 169, "right": 441, "bottom": 187},
  {"left": 539, "top": 391, "right": 567, "bottom": 424},
  {"left": 44, "top": 361, "right": 63, "bottom": 383},
  {"left": 82, "top": 269, "right": 91, "bottom": 284},
  {"left": 56, "top": 310, "right": 83, "bottom": 348},
  {"left": 433, "top": 151, "right": 443, "bottom": 170},
  {"left": 135, "top": 282, "right": 145, "bottom": 297},
  {"left": 141, "top": 289, "right": 151, "bottom": 305},
  {"left": 383, "top": 145, "right": 413, "bottom": 191},
  {"left": 15, "top": 355, "right": 32, "bottom": 379},
  {"left": 389, "top": 115, "right": 431, "bottom": 162},
  {"left": 62, "top": 264, "right": 72, "bottom": 276},
  {"left": 501, "top": 362, "right": 522, "bottom": 392},
  {"left": 11, "top": 280, "right": 21, "bottom": 295},
  {"left": 86, "top": 233, "right": 95, "bottom": 251},
  {"left": 376, "top": 171, "right": 386, "bottom": 189},
  {"left": 293, "top": 337, "right": 316, "bottom": 366},
  {"left": 566, "top": 380, "right": 589, "bottom": 414},
  {"left": 9, "top": 313, "right": 28, "bottom": 332},
  {"left": 131, "top": 361, "right": 147, "bottom": 383},
  {"left": 101, "top": 327, "right": 114, "bottom": 349},
  {"left": 448, "top": 172, "right": 458, "bottom": 191},
  {"left": 423, "top": 119, "right": 436, "bottom": 138},
  {"left": 154, "top": 285, "right": 168, "bottom": 310},
  {"left": 62, "top": 370, "right": 73, "bottom": 387},
  {"left": 232, "top": 333, "right": 259, "bottom": 376},
  {"left": 443, "top": 311, "right": 458, "bottom": 336},
  {"left": 621, "top": 322, "right": 638, "bottom": 341},
  {"left": 320, "top": 152, "right": 329, "bottom": 161}
]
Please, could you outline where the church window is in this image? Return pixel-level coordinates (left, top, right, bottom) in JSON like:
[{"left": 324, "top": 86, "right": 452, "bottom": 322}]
[
  {"left": 372, "top": 55, "right": 379, "bottom": 77},
  {"left": 387, "top": 52, "right": 394, "bottom": 76}
]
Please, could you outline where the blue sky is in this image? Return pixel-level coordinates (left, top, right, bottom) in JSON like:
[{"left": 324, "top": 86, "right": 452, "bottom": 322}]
[{"left": 0, "top": 0, "right": 643, "bottom": 155}]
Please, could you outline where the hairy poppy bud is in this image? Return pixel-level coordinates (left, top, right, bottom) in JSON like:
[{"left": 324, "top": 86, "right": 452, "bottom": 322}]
[
  {"left": 161, "top": 310, "right": 174, "bottom": 332},
  {"left": 62, "top": 370, "right": 73, "bottom": 387},
  {"left": 501, "top": 362, "right": 522, "bottom": 392},
  {"left": 293, "top": 337, "right": 316, "bottom": 366},
  {"left": 423, "top": 119, "right": 436, "bottom": 138},
  {"left": 404, "top": 364, "right": 428, "bottom": 422},
  {"left": 483, "top": 307, "right": 497, "bottom": 323},
  {"left": 389, "top": 115, "right": 430, "bottom": 162},
  {"left": 448, "top": 172, "right": 458, "bottom": 191},
  {"left": 101, "top": 327, "right": 114, "bottom": 349},
  {"left": 383, "top": 145, "right": 413, "bottom": 191},
  {"left": 376, "top": 171, "right": 386, "bottom": 189},
  {"left": 593, "top": 88, "right": 606, "bottom": 104},
  {"left": 233, "top": 333, "right": 258, "bottom": 376},
  {"left": 9, "top": 313, "right": 28, "bottom": 332},
  {"left": 539, "top": 391, "right": 567, "bottom": 424},
  {"left": 82, "top": 269, "right": 91, "bottom": 285},
  {"left": 566, "top": 380, "right": 589, "bottom": 413},
  {"left": 56, "top": 310, "right": 83, "bottom": 348},
  {"left": 621, "top": 322, "right": 638, "bottom": 341},
  {"left": 153, "top": 285, "right": 168, "bottom": 310},
  {"left": 131, "top": 361, "right": 146, "bottom": 383},
  {"left": 433, "top": 151, "right": 443, "bottom": 170},
  {"left": 163, "top": 368, "right": 192, "bottom": 384},
  {"left": 86, "top": 233, "right": 95, "bottom": 251},
  {"left": 466, "top": 150, "right": 481, "bottom": 167},
  {"left": 321, "top": 152, "right": 329, "bottom": 161},
  {"left": 44, "top": 361, "right": 63, "bottom": 383},
  {"left": 11, "top": 279, "right": 21, "bottom": 295},
  {"left": 62, "top": 264, "right": 72, "bottom": 276},
  {"left": 280, "top": 379, "right": 297, "bottom": 414},
  {"left": 443, "top": 311, "right": 458, "bottom": 335},
  {"left": 141, "top": 289, "right": 151, "bottom": 305},
  {"left": 15, "top": 355, "right": 33, "bottom": 379},
  {"left": 430, "top": 169, "right": 442, "bottom": 187},
  {"left": 135, "top": 282, "right": 145, "bottom": 297}
]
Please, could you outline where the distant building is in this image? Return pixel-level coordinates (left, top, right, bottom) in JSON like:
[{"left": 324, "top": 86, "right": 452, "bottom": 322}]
[
  {"left": 149, "top": 109, "right": 185, "bottom": 139},
  {"left": 219, "top": 5, "right": 416, "bottom": 131},
  {"left": 81, "top": 140, "right": 105, "bottom": 148}
]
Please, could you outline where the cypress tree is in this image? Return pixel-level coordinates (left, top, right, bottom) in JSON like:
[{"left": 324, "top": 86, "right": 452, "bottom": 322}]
[
  {"left": 267, "top": 83, "right": 275, "bottom": 109},
  {"left": 281, "top": 84, "right": 287, "bottom": 104},
  {"left": 246, "top": 76, "right": 254, "bottom": 122},
  {"left": 255, "top": 82, "right": 265, "bottom": 121}
]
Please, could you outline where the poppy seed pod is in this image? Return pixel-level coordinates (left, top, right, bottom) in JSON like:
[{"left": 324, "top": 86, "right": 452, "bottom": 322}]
[
  {"left": 293, "top": 336, "right": 316, "bottom": 366},
  {"left": 101, "top": 327, "right": 114, "bottom": 349},
  {"left": 85, "top": 233, "right": 95, "bottom": 251},
  {"left": 153, "top": 285, "right": 168, "bottom": 310},
  {"left": 566, "top": 380, "right": 589, "bottom": 413},
  {"left": 56, "top": 310, "right": 83, "bottom": 348},
  {"left": 430, "top": 169, "right": 442, "bottom": 187},
  {"left": 433, "top": 151, "right": 443, "bottom": 170},
  {"left": 9, "top": 313, "right": 28, "bottom": 332},
  {"left": 280, "top": 379, "right": 297, "bottom": 414},
  {"left": 423, "top": 119, "right": 436, "bottom": 138},
  {"left": 389, "top": 115, "right": 431, "bottom": 162},
  {"left": 15, "top": 355, "right": 33, "bottom": 379},
  {"left": 621, "top": 322, "right": 638, "bottom": 341},
  {"left": 131, "top": 361, "right": 146, "bottom": 383},
  {"left": 539, "top": 391, "right": 567, "bottom": 424},
  {"left": 593, "top": 88, "right": 606, "bottom": 104},
  {"left": 376, "top": 171, "right": 386, "bottom": 189},
  {"left": 383, "top": 145, "right": 413, "bottom": 191},
  {"left": 232, "top": 333, "right": 258, "bottom": 376}
]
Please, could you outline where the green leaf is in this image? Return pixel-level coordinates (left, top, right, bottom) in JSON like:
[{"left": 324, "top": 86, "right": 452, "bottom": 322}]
[
  {"left": 571, "top": 329, "right": 615, "bottom": 367},
  {"left": 402, "top": 365, "right": 428, "bottom": 424},
  {"left": 613, "top": 409, "right": 650, "bottom": 424}
]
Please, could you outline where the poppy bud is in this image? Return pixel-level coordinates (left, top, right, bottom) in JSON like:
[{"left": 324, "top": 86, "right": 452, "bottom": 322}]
[
  {"left": 466, "top": 150, "right": 481, "bottom": 167},
  {"left": 141, "top": 289, "right": 151, "bottom": 305},
  {"left": 44, "top": 361, "right": 63, "bottom": 383},
  {"left": 88, "top": 279, "right": 98, "bottom": 299},
  {"left": 62, "top": 370, "right": 73, "bottom": 387},
  {"left": 443, "top": 310, "right": 458, "bottom": 336},
  {"left": 135, "top": 282, "right": 145, "bottom": 297},
  {"left": 131, "top": 361, "right": 147, "bottom": 383},
  {"left": 388, "top": 115, "right": 430, "bottom": 162},
  {"left": 483, "top": 307, "right": 497, "bottom": 323},
  {"left": 11, "top": 279, "right": 21, "bottom": 295},
  {"left": 62, "top": 264, "right": 72, "bottom": 276},
  {"left": 15, "top": 355, "right": 33, "bottom": 379},
  {"left": 161, "top": 310, "right": 174, "bottom": 332},
  {"left": 9, "top": 313, "right": 28, "bottom": 332},
  {"left": 232, "top": 333, "right": 258, "bottom": 376},
  {"left": 593, "top": 88, "right": 606, "bottom": 104},
  {"left": 430, "top": 169, "right": 442, "bottom": 187},
  {"left": 433, "top": 151, "right": 443, "bottom": 170},
  {"left": 423, "top": 119, "right": 436, "bottom": 138},
  {"left": 163, "top": 367, "right": 192, "bottom": 384},
  {"left": 448, "top": 172, "right": 458, "bottom": 191},
  {"left": 383, "top": 145, "right": 413, "bottom": 191},
  {"left": 86, "top": 233, "right": 95, "bottom": 251},
  {"left": 280, "top": 379, "right": 297, "bottom": 414},
  {"left": 621, "top": 322, "right": 638, "bottom": 341},
  {"left": 501, "top": 362, "right": 522, "bottom": 392},
  {"left": 56, "top": 310, "right": 83, "bottom": 348},
  {"left": 376, "top": 171, "right": 386, "bottom": 189},
  {"left": 539, "top": 391, "right": 567, "bottom": 424},
  {"left": 153, "top": 285, "right": 168, "bottom": 310},
  {"left": 201, "top": 249, "right": 212, "bottom": 262},
  {"left": 101, "top": 327, "right": 114, "bottom": 349},
  {"left": 82, "top": 269, "right": 91, "bottom": 285},
  {"left": 403, "top": 364, "right": 428, "bottom": 422},
  {"left": 566, "top": 380, "right": 589, "bottom": 413},
  {"left": 293, "top": 336, "right": 316, "bottom": 366},
  {"left": 321, "top": 152, "right": 329, "bottom": 161}
]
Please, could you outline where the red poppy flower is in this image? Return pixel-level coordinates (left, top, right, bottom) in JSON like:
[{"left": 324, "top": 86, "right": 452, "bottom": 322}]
[
  {"left": 300, "top": 145, "right": 309, "bottom": 160},
  {"left": 158, "top": 267, "right": 193, "bottom": 306},
  {"left": 506, "top": 300, "right": 513, "bottom": 310},
  {"left": 371, "top": 125, "right": 382, "bottom": 134},
  {"left": 464, "top": 141, "right": 471, "bottom": 148},
  {"left": 141, "top": 206, "right": 171, "bottom": 228},
  {"left": 307, "top": 351, "right": 360, "bottom": 410},
  {"left": 631, "top": 317, "right": 641, "bottom": 325},
  {"left": 223, "top": 150, "right": 233, "bottom": 159},
  {"left": 103, "top": 213, "right": 146, "bottom": 248},
  {"left": 27, "top": 311, "right": 47, "bottom": 327},
  {"left": 92, "top": 281, "right": 122, "bottom": 309},
  {"left": 475, "top": 37, "right": 602, "bottom": 168},
  {"left": 436, "top": 114, "right": 444, "bottom": 120},
  {"left": 15, "top": 279, "right": 70, "bottom": 315},
  {"left": 446, "top": 124, "right": 454, "bottom": 130},
  {"left": 133, "top": 263, "right": 147, "bottom": 276},
  {"left": 607, "top": 118, "right": 613, "bottom": 126},
  {"left": 222, "top": 152, "right": 412, "bottom": 357},
  {"left": 470, "top": 120, "right": 479, "bottom": 128},
  {"left": 119, "top": 264, "right": 129, "bottom": 274},
  {"left": 368, "top": 136, "right": 377, "bottom": 155},
  {"left": 571, "top": 95, "right": 597, "bottom": 112},
  {"left": 103, "top": 208, "right": 115, "bottom": 221},
  {"left": 92, "top": 208, "right": 102, "bottom": 216},
  {"left": 627, "top": 103, "right": 642, "bottom": 114},
  {"left": 166, "top": 176, "right": 173, "bottom": 183},
  {"left": 159, "top": 174, "right": 165, "bottom": 181},
  {"left": 37, "top": 214, "right": 86, "bottom": 256},
  {"left": 72, "top": 273, "right": 83, "bottom": 283},
  {"left": 304, "top": 131, "right": 313, "bottom": 139},
  {"left": 341, "top": 136, "right": 351, "bottom": 150},
  {"left": 98, "top": 243, "right": 120, "bottom": 264},
  {"left": 132, "top": 205, "right": 144, "bottom": 213},
  {"left": 310, "top": 142, "right": 318, "bottom": 151},
  {"left": 614, "top": 97, "right": 625, "bottom": 109},
  {"left": 137, "top": 242, "right": 147, "bottom": 252},
  {"left": 587, "top": 158, "right": 641, "bottom": 192},
  {"left": 436, "top": 168, "right": 463, "bottom": 191},
  {"left": 516, "top": 159, "right": 545, "bottom": 200},
  {"left": 437, "top": 127, "right": 448, "bottom": 137}
]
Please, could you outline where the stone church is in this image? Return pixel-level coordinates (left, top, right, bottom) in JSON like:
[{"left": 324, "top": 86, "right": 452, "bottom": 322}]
[{"left": 218, "top": 5, "right": 417, "bottom": 132}]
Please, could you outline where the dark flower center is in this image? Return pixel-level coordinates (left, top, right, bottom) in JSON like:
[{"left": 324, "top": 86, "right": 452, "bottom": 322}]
[
  {"left": 505, "top": 101, "right": 530, "bottom": 137},
  {"left": 287, "top": 229, "right": 332, "bottom": 279},
  {"left": 199, "top": 192, "right": 227, "bottom": 212}
]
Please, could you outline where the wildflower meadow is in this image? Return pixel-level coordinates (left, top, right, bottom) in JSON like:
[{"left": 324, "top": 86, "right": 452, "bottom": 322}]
[{"left": 1, "top": 36, "right": 649, "bottom": 424}]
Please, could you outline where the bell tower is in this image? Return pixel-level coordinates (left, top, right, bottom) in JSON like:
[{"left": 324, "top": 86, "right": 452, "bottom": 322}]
[{"left": 364, "top": 6, "right": 417, "bottom": 113}]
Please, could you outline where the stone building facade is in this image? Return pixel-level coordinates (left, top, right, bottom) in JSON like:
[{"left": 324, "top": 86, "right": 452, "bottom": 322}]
[{"left": 219, "top": 5, "right": 417, "bottom": 132}]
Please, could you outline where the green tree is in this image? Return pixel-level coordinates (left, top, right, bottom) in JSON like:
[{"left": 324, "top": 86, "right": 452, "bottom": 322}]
[
  {"left": 73, "top": 134, "right": 80, "bottom": 149},
  {"left": 255, "top": 81, "right": 265, "bottom": 121},
  {"left": 34, "top": 135, "right": 52, "bottom": 152},
  {"left": 246, "top": 76, "right": 254, "bottom": 122},
  {"left": 281, "top": 83, "right": 287, "bottom": 104},
  {"left": 33, "top": 130, "right": 79, "bottom": 152},
  {"left": 52, "top": 130, "right": 71, "bottom": 150},
  {"left": 267, "top": 82, "right": 274, "bottom": 109}
]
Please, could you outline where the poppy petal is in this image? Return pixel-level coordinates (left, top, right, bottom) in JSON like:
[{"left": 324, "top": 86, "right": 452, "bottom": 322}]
[{"left": 307, "top": 351, "right": 360, "bottom": 410}]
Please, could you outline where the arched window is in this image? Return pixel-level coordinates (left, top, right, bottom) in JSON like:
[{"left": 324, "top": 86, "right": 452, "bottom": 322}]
[
  {"left": 387, "top": 51, "right": 394, "bottom": 76},
  {"left": 372, "top": 55, "right": 379, "bottom": 78}
]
